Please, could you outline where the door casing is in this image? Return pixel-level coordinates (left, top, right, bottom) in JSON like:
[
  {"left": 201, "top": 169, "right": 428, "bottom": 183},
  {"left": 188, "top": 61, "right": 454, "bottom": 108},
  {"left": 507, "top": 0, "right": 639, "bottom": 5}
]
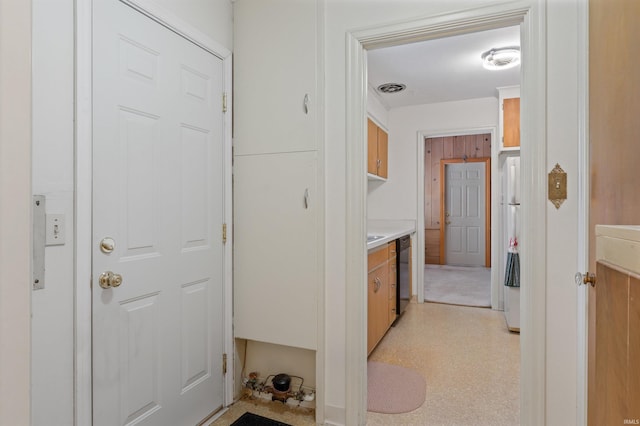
[
  {"left": 345, "top": 3, "right": 550, "bottom": 425},
  {"left": 74, "top": 1, "right": 234, "bottom": 424},
  {"left": 440, "top": 158, "right": 491, "bottom": 267}
]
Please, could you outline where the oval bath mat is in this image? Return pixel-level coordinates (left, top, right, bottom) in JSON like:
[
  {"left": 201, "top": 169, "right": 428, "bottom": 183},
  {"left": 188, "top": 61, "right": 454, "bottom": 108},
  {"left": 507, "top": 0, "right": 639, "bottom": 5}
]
[{"left": 367, "top": 361, "right": 426, "bottom": 414}]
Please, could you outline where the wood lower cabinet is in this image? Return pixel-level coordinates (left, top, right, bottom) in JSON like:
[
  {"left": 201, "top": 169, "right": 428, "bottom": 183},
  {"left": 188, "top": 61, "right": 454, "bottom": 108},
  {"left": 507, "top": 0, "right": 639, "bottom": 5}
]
[
  {"left": 367, "top": 241, "right": 397, "bottom": 355},
  {"left": 591, "top": 260, "right": 640, "bottom": 424}
]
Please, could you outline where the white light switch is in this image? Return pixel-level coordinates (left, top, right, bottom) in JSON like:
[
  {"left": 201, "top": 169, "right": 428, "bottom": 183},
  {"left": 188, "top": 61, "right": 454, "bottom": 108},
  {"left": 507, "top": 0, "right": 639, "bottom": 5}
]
[{"left": 46, "top": 214, "right": 65, "bottom": 246}]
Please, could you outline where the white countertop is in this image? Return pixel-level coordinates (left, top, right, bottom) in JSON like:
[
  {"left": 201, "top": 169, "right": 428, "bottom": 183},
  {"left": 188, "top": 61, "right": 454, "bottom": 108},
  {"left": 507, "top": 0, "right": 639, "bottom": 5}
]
[
  {"left": 596, "top": 225, "right": 640, "bottom": 274},
  {"left": 367, "top": 219, "right": 416, "bottom": 250}
]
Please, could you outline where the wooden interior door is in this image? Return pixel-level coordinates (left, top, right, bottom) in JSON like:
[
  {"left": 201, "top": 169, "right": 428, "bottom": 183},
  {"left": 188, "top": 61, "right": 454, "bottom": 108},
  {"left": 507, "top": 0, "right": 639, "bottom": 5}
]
[{"left": 588, "top": 0, "right": 640, "bottom": 423}]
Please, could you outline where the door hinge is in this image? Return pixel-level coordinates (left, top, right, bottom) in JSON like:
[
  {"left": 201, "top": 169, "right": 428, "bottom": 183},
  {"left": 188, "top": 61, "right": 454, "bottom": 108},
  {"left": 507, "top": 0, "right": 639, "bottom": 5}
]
[
  {"left": 222, "top": 223, "right": 227, "bottom": 244},
  {"left": 222, "top": 93, "right": 228, "bottom": 113},
  {"left": 222, "top": 353, "right": 227, "bottom": 375}
]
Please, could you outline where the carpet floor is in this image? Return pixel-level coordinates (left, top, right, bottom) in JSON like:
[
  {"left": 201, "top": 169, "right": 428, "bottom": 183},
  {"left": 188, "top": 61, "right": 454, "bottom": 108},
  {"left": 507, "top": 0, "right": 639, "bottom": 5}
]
[{"left": 424, "top": 264, "right": 491, "bottom": 308}]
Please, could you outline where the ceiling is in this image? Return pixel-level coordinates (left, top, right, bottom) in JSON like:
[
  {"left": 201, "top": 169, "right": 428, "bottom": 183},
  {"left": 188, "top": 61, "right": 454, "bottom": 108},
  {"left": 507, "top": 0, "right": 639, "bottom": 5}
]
[{"left": 367, "top": 25, "right": 521, "bottom": 109}]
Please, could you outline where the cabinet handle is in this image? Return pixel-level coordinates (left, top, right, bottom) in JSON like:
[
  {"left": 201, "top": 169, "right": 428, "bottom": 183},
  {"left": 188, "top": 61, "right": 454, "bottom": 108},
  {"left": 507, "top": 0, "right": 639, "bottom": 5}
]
[
  {"left": 374, "top": 277, "right": 381, "bottom": 293},
  {"left": 304, "top": 188, "right": 310, "bottom": 209},
  {"left": 303, "top": 94, "right": 310, "bottom": 114}
]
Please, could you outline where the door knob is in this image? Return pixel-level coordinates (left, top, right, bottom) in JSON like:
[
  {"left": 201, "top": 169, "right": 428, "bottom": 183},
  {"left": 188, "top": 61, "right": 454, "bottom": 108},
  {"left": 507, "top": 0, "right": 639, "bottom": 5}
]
[
  {"left": 99, "top": 271, "right": 123, "bottom": 289},
  {"left": 575, "top": 272, "right": 596, "bottom": 287},
  {"left": 446, "top": 220, "right": 451, "bottom": 225}
]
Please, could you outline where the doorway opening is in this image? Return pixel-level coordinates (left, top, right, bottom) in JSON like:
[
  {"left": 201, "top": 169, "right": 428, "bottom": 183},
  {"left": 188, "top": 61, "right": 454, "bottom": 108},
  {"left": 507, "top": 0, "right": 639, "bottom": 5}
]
[{"left": 346, "top": 4, "right": 548, "bottom": 425}]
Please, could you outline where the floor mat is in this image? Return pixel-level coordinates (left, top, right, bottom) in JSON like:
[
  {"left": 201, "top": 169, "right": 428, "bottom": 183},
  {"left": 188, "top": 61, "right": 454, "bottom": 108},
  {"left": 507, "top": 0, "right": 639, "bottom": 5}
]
[
  {"left": 230, "top": 412, "right": 292, "bottom": 426},
  {"left": 367, "top": 361, "right": 426, "bottom": 414}
]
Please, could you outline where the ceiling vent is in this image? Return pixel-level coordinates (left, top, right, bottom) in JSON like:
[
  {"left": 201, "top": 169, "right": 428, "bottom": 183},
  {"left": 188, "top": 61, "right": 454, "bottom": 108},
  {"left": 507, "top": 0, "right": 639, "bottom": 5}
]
[
  {"left": 481, "top": 47, "right": 520, "bottom": 70},
  {"left": 377, "top": 83, "right": 406, "bottom": 94}
]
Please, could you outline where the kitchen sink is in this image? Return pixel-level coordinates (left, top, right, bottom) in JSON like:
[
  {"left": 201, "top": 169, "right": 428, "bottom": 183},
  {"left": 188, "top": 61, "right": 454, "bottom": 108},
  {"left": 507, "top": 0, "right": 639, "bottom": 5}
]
[{"left": 367, "top": 235, "right": 385, "bottom": 243}]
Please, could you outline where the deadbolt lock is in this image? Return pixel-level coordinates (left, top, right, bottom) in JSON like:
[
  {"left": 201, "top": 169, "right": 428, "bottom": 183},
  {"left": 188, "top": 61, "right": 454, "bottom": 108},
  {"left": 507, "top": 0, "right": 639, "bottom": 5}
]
[
  {"left": 100, "top": 237, "right": 116, "bottom": 253},
  {"left": 99, "top": 271, "right": 123, "bottom": 289}
]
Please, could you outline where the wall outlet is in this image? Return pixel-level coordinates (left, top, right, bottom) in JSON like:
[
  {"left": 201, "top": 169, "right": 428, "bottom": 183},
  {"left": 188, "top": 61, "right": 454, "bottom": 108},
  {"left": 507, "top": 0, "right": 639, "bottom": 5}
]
[{"left": 46, "top": 214, "right": 65, "bottom": 246}]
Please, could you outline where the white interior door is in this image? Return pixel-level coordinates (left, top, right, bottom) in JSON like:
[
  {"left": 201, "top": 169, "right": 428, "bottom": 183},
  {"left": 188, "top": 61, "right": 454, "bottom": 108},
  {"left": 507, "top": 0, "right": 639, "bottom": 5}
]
[
  {"left": 444, "top": 162, "right": 486, "bottom": 266},
  {"left": 92, "top": 1, "right": 224, "bottom": 425}
]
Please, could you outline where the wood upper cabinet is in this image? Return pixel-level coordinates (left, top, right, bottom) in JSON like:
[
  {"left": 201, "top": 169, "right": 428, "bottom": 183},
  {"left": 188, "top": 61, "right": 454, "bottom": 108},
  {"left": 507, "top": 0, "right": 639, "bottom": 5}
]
[
  {"left": 367, "top": 118, "right": 388, "bottom": 179},
  {"left": 503, "top": 98, "right": 520, "bottom": 148},
  {"left": 498, "top": 86, "right": 520, "bottom": 150}
]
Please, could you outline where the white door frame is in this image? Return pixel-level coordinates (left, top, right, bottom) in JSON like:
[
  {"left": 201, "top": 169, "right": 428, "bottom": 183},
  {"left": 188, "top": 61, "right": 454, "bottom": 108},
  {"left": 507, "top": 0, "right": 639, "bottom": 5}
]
[
  {"left": 576, "top": 0, "right": 589, "bottom": 423},
  {"left": 74, "top": 1, "right": 234, "bottom": 424},
  {"left": 345, "top": 2, "right": 548, "bottom": 424},
  {"left": 415, "top": 127, "right": 497, "bottom": 307}
]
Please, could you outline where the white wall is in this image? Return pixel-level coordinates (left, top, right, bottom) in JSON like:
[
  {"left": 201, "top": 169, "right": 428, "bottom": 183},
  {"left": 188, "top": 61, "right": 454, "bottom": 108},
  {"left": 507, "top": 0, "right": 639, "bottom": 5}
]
[
  {"left": 367, "top": 97, "right": 498, "bottom": 221},
  {"left": 153, "top": 0, "right": 233, "bottom": 51},
  {"left": 31, "top": 1, "right": 75, "bottom": 423},
  {"left": 366, "top": 86, "right": 389, "bottom": 129},
  {"left": 0, "top": 0, "right": 32, "bottom": 424},
  {"left": 30, "top": 1, "right": 233, "bottom": 423},
  {"left": 323, "top": 1, "right": 580, "bottom": 424}
]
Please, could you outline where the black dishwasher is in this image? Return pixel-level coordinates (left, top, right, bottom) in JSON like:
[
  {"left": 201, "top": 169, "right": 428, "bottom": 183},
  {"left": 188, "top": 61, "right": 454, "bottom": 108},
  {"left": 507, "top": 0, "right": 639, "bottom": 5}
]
[{"left": 396, "top": 235, "right": 411, "bottom": 318}]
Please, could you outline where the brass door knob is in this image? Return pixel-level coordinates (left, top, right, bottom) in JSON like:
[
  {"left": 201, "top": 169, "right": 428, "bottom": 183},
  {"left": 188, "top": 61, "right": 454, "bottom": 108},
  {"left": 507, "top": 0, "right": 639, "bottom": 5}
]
[
  {"left": 99, "top": 271, "right": 123, "bottom": 289},
  {"left": 575, "top": 272, "right": 596, "bottom": 287}
]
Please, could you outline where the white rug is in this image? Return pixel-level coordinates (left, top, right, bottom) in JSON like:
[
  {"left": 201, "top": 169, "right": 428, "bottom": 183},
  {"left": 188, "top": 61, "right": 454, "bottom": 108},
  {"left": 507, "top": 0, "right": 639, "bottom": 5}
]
[{"left": 424, "top": 265, "right": 491, "bottom": 308}]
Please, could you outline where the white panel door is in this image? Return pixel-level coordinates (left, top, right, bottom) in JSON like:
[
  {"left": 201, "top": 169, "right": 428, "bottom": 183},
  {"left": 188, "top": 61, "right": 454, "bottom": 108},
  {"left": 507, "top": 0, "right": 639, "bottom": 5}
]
[
  {"left": 233, "top": 152, "right": 318, "bottom": 350},
  {"left": 92, "top": 1, "right": 224, "bottom": 425},
  {"left": 445, "top": 162, "right": 486, "bottom": 266}
]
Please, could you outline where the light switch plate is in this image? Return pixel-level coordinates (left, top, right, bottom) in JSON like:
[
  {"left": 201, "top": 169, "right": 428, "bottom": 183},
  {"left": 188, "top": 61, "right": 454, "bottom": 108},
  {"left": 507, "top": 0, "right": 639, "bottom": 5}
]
[{"left": 46, "top": 214, "right": 65, "bottom": 245}]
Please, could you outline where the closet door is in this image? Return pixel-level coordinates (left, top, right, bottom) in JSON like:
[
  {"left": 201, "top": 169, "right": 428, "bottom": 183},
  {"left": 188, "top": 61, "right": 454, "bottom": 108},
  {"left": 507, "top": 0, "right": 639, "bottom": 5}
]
[
  {"left": 233, "top": 152, "right": 318, "bottom": 350},
  {"left": 233, "top": 0, "right": 317, "bottom": 155}
]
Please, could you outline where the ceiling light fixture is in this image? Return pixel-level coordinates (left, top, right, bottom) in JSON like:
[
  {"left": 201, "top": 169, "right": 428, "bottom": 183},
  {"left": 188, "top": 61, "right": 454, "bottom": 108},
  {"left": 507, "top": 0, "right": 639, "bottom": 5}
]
[
  {"left": 377, "top": 83, "right": 406, "bottom": 94},
  {"left": 481, "top": 47, "right": 520, "bottom": 70}
]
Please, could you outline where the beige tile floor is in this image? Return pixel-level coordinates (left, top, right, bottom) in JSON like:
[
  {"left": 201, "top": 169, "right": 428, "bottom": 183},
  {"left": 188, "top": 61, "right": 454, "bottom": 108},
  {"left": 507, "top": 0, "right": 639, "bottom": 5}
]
[{"left": 211, "top": 301, "right": 519, "bottom": 426}]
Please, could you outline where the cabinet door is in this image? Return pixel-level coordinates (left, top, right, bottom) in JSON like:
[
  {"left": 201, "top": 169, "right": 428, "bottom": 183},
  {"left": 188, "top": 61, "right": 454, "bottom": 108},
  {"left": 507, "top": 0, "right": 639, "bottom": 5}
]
[
  {"left": 234, "top": 0, "right": 317, "bottom": 155},
  {"left": 367, "top": 269, "right": 377, "bottom": 355},
  {"left": 234, "top": 152, "right": 318, "bottom": 350},
  {"left": 377, "top": 126, "right": 388, "bottom": 178},
  {"left": 367, "top": 119, "right": 378, "bottom": 175},
  {"left": 367, "top": 262, "right": 388, "bottom": 355},
  {"left": 503, "top": 98, "right": 520, "bottom": 148}
]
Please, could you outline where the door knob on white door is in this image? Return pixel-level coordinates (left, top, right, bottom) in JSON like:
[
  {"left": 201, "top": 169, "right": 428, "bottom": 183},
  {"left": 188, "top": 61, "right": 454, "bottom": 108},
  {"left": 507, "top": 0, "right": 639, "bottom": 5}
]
[
  {"left": 99, "top": 271, "right": 123, "bottom": 289},
  {"left": 575, "top": 272, "right": 596, "bottom": 287}
]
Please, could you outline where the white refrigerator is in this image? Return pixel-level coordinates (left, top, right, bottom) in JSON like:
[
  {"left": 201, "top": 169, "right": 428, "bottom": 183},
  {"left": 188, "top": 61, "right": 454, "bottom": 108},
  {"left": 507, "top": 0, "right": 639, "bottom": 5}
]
[{"left": 503, "top": 156, "right": 520, "bottom": 332}]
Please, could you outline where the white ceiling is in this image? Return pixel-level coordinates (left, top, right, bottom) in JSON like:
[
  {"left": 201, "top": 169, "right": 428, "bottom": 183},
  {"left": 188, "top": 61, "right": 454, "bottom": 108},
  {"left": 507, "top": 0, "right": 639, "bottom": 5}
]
[{"left": 367, "top": 25, "right": 521, "bottom": 109}]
